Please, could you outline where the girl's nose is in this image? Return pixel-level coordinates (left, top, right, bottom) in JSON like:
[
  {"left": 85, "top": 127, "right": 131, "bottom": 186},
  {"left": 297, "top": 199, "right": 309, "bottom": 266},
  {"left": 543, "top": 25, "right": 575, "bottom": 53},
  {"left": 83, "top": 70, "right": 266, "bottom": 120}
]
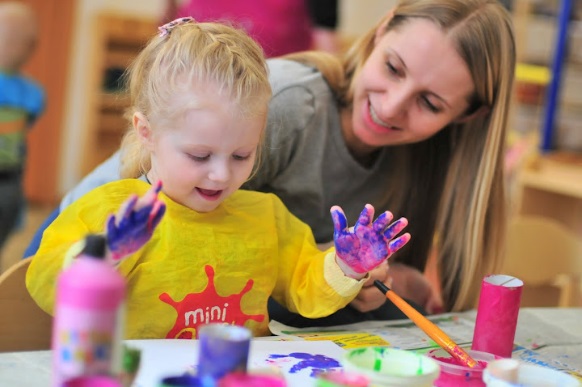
[{"left": 208, "top": 161, "right": 230, "bottom": 182}]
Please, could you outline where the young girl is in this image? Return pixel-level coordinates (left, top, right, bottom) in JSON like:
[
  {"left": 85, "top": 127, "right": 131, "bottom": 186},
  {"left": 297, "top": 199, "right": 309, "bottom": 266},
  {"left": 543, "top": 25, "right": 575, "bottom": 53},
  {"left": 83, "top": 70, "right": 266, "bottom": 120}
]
[{"left": 26, "top": 18, "right": 409, "bottom": 338}]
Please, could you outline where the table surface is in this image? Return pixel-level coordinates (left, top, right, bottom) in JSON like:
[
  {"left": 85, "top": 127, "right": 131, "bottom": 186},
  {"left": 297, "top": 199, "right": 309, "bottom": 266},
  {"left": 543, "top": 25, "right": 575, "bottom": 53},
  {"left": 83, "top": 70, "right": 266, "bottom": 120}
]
[{"left": 1, "top": 307, "right": 581, "bottom": 387}]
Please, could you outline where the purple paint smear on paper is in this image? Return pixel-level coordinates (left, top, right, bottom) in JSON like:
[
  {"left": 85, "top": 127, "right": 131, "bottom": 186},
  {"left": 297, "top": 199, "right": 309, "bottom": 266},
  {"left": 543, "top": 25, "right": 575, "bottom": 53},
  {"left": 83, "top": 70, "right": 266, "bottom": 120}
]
[{"left": 267, "top": 352, "right": 341, "bottom": 377}]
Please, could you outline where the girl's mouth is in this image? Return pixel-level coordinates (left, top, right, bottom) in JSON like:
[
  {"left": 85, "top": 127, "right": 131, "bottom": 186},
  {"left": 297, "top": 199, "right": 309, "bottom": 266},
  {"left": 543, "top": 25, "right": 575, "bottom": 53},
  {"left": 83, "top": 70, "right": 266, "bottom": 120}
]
[{"left": 196, "top": 188, "right": 223, "bottom": 201}]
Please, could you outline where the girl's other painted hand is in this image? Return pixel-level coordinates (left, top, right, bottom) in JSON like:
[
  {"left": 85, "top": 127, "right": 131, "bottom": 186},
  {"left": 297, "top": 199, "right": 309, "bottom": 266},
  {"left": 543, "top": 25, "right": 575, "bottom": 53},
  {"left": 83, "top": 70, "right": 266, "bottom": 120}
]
[
  {"left": 106, "top": 180, "right": 166, "bottom": 261},
  {"left": 388, "top": 262, "right": 444, "bottom": 314},
  {"left": 331, "top": 204, "right": 410, "bottom": 279}
]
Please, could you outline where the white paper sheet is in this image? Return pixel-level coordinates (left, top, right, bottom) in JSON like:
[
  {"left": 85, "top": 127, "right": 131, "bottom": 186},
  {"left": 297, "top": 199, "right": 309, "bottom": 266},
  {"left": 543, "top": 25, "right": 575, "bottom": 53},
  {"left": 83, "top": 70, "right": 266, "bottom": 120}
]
[
  {"left": 129, "top": 339, "right": 346, "bottom": 387},
  {"left": 268, "top": 313, "right": 477, "bottom": 350}
]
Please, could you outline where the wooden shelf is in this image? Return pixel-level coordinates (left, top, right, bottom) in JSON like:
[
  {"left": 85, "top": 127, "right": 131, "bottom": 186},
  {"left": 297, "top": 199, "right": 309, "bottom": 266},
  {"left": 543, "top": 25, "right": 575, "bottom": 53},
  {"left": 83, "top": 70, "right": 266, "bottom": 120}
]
[
  {"left": 81, "top": 14, "right": 156, "bottom": 176},
  {"left": 104, "top": 49, "right": 138, "bottom": 69},
  {"left": 98, "top": 111, "right": 127, "bottom": 135},
  {"left": 100, "top": 93, "right": 130, "bottom": 110},
  {"left": 517, "top": 152, "right": 582, "bottom": 234},
  {"left": 105, "top": 16, "right": 156, "bottom": 44}
]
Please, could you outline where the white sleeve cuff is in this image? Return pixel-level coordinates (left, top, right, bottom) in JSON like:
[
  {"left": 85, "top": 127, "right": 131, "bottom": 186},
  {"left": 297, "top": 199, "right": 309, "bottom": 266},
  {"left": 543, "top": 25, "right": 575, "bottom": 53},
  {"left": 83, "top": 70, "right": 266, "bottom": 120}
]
[{"left": 323, "top": 252, "right": 367, "bottom": 297}]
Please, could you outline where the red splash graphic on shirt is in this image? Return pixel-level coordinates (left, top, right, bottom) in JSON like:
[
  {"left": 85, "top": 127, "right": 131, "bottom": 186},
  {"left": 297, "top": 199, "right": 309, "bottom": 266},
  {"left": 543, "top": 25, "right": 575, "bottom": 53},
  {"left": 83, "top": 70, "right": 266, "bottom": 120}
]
[{"left": 159, "top": 265, "right": 264, "bottom": 339}]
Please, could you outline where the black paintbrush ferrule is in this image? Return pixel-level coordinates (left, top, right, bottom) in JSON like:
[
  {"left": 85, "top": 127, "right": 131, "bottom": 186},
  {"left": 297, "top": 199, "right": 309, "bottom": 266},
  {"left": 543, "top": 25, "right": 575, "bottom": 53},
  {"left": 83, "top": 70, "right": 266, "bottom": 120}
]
[{"left": 373, "top": 280, "right": 391, "bottom": 294}]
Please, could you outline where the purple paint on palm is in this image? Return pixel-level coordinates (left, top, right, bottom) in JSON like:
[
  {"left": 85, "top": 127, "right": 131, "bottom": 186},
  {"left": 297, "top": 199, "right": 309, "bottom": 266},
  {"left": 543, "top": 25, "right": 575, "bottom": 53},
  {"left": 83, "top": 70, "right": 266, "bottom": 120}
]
[
  {"left": 268, "top": 352, "right": 341, "bottom": 377},
  {"left": 331, "top": 204, "right": 410, "bottom": 274}
]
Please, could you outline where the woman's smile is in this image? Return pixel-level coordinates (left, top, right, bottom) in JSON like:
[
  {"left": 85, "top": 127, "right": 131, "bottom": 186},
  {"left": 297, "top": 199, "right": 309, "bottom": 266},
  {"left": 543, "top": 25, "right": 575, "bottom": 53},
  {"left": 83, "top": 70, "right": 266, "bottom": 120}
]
[{"left": 366, "top": 98, "right": 402, "bottom": 133}]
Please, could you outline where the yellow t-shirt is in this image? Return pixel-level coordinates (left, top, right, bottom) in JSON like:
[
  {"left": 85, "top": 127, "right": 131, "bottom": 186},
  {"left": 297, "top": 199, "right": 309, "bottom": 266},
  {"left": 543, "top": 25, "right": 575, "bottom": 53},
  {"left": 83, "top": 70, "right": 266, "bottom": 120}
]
[{"left": 27, "top": 179, "right": 363, "bottom": 338}]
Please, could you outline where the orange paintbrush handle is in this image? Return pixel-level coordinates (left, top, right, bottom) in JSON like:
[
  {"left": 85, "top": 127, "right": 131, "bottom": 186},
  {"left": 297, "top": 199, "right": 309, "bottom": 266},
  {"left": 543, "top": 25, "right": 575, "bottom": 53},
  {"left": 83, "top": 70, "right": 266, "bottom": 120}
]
[{"left": 374, "top": 280, "right": 477, "bottom": 368}]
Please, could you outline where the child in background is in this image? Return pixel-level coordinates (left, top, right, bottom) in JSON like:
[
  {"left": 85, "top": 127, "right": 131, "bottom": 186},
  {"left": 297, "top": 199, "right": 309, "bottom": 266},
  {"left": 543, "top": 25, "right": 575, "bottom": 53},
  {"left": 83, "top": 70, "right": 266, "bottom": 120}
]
[
  {"left": 0, "top": 2, "right": 45, "bottom": 252},
  {"left": 26, "top": 18, "right": 410, "bottom": 338}
]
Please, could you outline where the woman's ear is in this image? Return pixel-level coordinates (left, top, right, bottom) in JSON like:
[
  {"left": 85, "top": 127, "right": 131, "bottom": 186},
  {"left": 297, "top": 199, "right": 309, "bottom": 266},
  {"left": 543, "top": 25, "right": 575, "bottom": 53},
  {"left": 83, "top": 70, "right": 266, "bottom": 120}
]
[
  {"left": 133, "top": 112, "right": 154, "bottom": 150},
  {"left": 375, "top": 9, "right": 395, "bottom": 45},
  {"left": 455, "top": 105, "right": 491, "bottom": 124}
]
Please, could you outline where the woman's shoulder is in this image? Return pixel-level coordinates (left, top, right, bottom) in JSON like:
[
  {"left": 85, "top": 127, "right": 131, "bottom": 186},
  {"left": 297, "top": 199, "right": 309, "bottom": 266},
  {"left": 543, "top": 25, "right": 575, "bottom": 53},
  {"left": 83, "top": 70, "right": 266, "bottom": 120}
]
[
  {"left": 266, "top": 58, "right": 337, "bottom": 133},
  {"left": 267, "top": 58, "right": 330, "bottom": 96}
]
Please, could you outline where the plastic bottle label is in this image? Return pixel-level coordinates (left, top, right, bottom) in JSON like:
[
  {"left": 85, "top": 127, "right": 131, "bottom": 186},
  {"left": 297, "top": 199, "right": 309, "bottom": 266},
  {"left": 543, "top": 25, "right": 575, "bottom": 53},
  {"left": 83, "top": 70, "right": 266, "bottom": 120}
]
[{"left": 53, "top": 305, "right": 120, "bottom": 383}]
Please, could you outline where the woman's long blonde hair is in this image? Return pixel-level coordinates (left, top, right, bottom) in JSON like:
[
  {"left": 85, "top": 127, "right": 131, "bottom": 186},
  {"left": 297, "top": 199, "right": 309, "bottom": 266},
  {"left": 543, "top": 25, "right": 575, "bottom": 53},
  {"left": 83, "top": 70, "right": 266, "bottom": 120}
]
[
  {"left": 119, "top": 20, "right": 272, "bottom": 178},
  {"left": 286, "top": 0, "right": 515, "bottom": 311}
]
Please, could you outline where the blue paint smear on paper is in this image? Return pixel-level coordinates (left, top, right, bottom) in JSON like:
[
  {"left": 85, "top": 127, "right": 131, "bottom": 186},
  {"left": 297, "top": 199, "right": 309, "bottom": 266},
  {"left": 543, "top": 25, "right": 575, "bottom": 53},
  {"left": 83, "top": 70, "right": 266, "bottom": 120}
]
[
  {"left": 514, "top": 345, "right": 571, "bottom": 370},
  {"left": 268, "top": 352, "right": 341, "bottom": 377}
]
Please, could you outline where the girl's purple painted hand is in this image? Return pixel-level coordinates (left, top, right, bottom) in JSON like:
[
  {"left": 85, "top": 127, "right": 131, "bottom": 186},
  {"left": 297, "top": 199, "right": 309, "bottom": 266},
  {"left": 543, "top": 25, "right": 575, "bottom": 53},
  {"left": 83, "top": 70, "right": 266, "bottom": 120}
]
[
  {"left": 331, "top": 204, "right": 410, "bottom": 278},
  {"left": 106, "top": 180, "right": 166, "bottom": 261}
]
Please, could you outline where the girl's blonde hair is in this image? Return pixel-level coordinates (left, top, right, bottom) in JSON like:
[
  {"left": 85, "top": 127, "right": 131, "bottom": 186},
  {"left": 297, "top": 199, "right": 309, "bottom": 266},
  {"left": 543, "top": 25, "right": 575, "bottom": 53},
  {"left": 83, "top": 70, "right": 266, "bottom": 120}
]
[
  {"left": 119, "top": 20, "right": 272, "bottom": 178},
  {"left": 286, "top": 0, "right": 515, "bottom": 311}
]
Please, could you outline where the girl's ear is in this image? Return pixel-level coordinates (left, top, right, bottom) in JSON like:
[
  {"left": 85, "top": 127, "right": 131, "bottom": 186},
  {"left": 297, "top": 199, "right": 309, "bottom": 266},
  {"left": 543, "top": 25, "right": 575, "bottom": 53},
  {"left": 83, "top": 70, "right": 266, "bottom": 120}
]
[
  {"left": 133, "top": 112, "right": 154, "bottom": 150},
  {"left": 375, "top": 8, "right": 395, "bottom": 45}
]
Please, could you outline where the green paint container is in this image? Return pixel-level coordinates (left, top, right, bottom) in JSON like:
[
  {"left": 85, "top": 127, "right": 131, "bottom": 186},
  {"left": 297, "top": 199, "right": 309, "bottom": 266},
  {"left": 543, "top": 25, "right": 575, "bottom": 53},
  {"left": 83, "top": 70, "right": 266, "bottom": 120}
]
[{"left": 342, "top": 347, "right": 439, "bottom": 387}]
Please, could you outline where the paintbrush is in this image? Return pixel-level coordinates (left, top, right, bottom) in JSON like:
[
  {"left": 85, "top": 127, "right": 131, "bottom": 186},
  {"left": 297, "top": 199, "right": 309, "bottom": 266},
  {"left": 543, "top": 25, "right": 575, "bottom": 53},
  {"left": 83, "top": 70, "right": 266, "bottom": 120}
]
[{"left": 373, "top": 280, "right": 478, "bottom": 368}]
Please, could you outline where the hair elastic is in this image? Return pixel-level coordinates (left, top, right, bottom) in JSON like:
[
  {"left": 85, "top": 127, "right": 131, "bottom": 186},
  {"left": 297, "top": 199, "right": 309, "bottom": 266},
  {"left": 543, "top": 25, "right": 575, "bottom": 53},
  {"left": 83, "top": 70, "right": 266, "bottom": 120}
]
[{"left": 158, "top": 17, "right": 195, "bottom": 37}]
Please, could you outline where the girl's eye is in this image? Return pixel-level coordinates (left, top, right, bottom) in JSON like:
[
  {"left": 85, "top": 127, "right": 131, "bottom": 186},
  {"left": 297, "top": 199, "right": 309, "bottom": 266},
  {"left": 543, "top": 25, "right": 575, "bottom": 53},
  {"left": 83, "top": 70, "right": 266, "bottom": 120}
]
[
  {"left": 232, "top": 154, "right": 251, "bottom": 161},
  {"left": 188, "top": 154, "right": 210, "bottom": 162},
  {"left": 421, "top": 96, "right": 441, "bottom": 113}
]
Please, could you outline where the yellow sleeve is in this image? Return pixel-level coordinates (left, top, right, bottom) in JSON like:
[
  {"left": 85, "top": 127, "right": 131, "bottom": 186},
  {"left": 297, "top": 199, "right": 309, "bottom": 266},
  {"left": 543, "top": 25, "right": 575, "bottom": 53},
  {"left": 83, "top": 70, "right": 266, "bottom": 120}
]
[
  {"left": 25, "top": 180, "right": 145, "bottom": 315},
  {"left": 268, "top": 195, "right": 365, "bottom": 318},
  {"left": 323, "top": 251, "right": 367, "bottom": 297}
]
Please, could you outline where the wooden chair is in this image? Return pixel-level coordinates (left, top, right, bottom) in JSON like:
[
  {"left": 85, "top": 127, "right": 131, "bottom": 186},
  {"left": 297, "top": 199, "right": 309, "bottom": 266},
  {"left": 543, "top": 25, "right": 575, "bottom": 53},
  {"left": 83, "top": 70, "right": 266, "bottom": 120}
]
[
  {"left": 0, "top": 257, "right": 52, "bottom": 352},
  {"left": 502, "top": 215, "right": 582, "bottom": 307}
]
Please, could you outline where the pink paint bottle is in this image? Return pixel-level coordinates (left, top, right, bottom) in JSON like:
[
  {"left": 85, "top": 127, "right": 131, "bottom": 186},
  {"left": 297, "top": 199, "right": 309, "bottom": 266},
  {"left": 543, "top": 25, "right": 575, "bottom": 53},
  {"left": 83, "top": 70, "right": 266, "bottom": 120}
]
[{"left": 52, "top": 234, "right": 126, "bottom": 386}]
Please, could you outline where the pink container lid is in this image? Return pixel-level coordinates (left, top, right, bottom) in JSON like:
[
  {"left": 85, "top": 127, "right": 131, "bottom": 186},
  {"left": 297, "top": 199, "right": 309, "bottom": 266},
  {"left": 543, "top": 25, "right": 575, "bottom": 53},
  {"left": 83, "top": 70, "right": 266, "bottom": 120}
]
[
  {"left": 427, "top": 348, "right": 501, "bottom": 387},
  {"left": 218, "top": 372, "right": 286, "bottom": 387},
  {"left": 63, "top": 376, "right": 122, "bottom": 387}
]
